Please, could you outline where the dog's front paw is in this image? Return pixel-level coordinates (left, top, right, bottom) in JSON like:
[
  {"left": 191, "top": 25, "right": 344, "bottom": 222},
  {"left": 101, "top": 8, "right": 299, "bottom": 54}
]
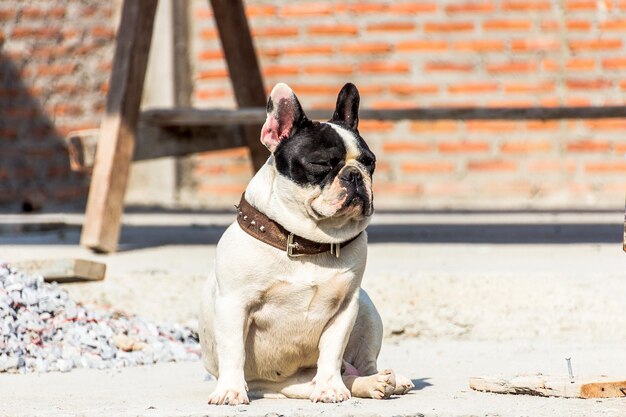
[
  {"left": 208, "top": 385, "right": 249, "bottom": 405},
  {"left": 310, "top": 377, "right": 351, "bottom": 403}
]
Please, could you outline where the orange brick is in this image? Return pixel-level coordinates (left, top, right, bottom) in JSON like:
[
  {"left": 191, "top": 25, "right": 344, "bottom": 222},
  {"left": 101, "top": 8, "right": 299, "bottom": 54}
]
[
  {"left": 448, "top": 82, "right": 499, "bottom": 94},
  {"left": 584, "top": 119, "right": 626, "bottom": 130},
  {"left": 263, "top": 65, "right": 299, "bottom": 76},
  {"left": 360, "top": 61, "right": 410, "bottom": 74},
  {"left": 371, "top": 101, "right": 416, "bottom": 109},
  {"left": 308, "top": 24, "right": 358, "bottom": 36},
  {"left": 567, "top": 140, "right": 611, "bottom": 152},
  {"left": 383, "top": 142, "right": 433, "bottom": 153},
  {"left": 504, "top": 82, "right": 555, "bottom": 93},
  {"left": 198, "top": 183, "right": 247, "bottom": 195},
  {"left": 195, "top": 7, "right": 212, "bottom": 18},
  {"left": 366, "top": 21, "right": 416, "bottom": 32},
  {"left": 439, "top": 141, "right": 490, "bottom": 153},
  {"left": 565, "top": 0, "right": 612, "bottom": 10},
  {"left": 445, "top": 2, "right": 494, "bottom": 13},
  {"left": 486, "top": 60, "right": 536, "bottom": 73},
  {"left": 541, "top": 19, "right": 592, "bottom": 31},
  {"left": 280, "top": 3, "right": 332, "bottom": 16},
  {"left": 92, "top": 26, "right": 115, "bottom": 39},
  {"left": 569, "top": 39, "right": 622, "bottom": 51},
  {"left": 284, "top": 45, "right": 333, "bottom": 55},
  {"left": 424, "top": 61, "right": 473, "bottom": 72},
  {"left": 245, "top": 4, "right": 276, "bottom": 16},
  {"left": 585, "top": 162, "right": 626, "bottom": 173},
  {"left": 387, "top": 3, "right": 438, "bottom": 13},
  {"left": 453, "top": 39, "right": 504, "bottom": 51},
  {"left": 511, "top": 38, "right": 560, "bottom": 52},
  {"left": 526, "top": 121, "right": 559, "bottom": 131},
  {"left": 528, "top": 160, "right": 576, "bottom": 173},
  {"left": 195, "top": 88, "right": 228, "bottom": 100},
  {"left": 566, "top": 79, "right": 612, "bottom": 90},
  {"left": 501, "top": 141, "right": 552, "bottom": 153},
  {"left": 614, "top": 143, "right": 626, "bottom": 153},
  {"left": 424, "top": 21, "right": 474, "bottom": 32},
  {"left": 397, "top": 40, "right": 447, "bottom": 51},
  {"left": 542, "top": 58, "right": 596, "bottom": 72},
  {"left": 359, "top": 120, "right": 396, "bottom": 132},
  {"left": 340, "top": 42, "right": 391, "bottom": 54},
  {"left": 600, "top": 20, "right": 626, "bottom": 30},
  {"left": 486, "top": 99, "right": 534, "bottom": 107},
  {"left": 373, "top": 182, "right": 423, "bottom": 195},
  {"left": 402, "top": 161, "right": 455, "bottom": 173},
  {"left": 390, "top": 84, "right": 439, "bottom": 95},
  {"left": 602, "top": 57, "right": 626, "bottom": 70},
  {"left": 259, "top": 48, "right": 282, "bottom": 59},
  {"left": 287, "top": 84, "right": 339, "bottom": 95},
  {"left": 467, "top": 160, "right": 517, "bottom": 172},
  {"left": 304, "top": 64, "right": 353, "bottom": 75},
  {"left": 253, "top": 27, "right": 299, "bottom": 37},
  {"left": 410, "top": 121, "right": 459, "bottom": 132},
  {"left": 503, "top": 0, "right": 551, "bottom": 10},
  {"left": 36, "top": 63, "right": 77, "bottom": 77},
  {"left": 197, "top": 49, "right": 223, "bottom": 61},
  {"left": 200, "top": 147, "right": 249, "bottom": 159},
  {"left": 196, "top": 68, "right": 228, "bottom": 79},
  {"left": 484, "top": 19, "right": 532, "bottom": 31},
  {"left": 200, "top": 29, "right": 217, "bottom": 39},
  {"left": 345, "top": 2, "right": 385, "bottom": 13},
  {"left": 467, "top": 121, "right": 519, "bottom": 132}
]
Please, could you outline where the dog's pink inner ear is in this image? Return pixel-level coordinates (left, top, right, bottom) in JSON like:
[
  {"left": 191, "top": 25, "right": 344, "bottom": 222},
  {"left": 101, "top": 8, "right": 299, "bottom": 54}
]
[{"left": 260, "top": 83, "right": 304, "bottom": 152}]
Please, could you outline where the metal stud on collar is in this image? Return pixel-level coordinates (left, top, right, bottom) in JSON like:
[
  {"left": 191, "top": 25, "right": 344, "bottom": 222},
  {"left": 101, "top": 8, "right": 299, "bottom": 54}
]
[{"left": 330, "top": 243, "right": 340, "bottom": 258}]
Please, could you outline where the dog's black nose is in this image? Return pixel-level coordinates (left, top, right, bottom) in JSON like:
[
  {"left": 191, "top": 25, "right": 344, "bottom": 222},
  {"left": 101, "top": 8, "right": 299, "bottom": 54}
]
[{"left": 340, "top": 166, "right": 361, "bottom": 184}]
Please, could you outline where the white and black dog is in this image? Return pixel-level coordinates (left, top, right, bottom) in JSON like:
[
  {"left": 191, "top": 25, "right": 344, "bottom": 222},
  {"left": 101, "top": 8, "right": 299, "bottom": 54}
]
[{"left": 199, "top": 83, "right": 413, "bottom": 405}]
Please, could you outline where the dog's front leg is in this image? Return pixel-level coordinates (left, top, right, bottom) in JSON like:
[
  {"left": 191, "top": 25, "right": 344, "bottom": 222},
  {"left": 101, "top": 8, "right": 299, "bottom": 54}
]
[
  {"left": 310, "top": 291, "right": 360, "bottom": 403},
  {"left": 208, "top": 293, "right": 249, "bottom": 405}
]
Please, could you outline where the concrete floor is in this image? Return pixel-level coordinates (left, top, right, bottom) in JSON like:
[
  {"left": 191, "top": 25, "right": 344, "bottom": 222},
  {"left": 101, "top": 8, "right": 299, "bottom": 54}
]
[{"left": 1, "top": 210, "right": 625, "bottom": 416}]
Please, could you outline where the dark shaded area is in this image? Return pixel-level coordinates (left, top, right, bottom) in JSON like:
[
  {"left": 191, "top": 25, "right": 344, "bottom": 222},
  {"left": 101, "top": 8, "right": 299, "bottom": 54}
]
[
  {"left": 410, "top": 378, "right": 433, "bottom": 392},
  {"left": 0, "top": 221, "right": 621, "bottom": 251},
  {"left": 0, "top": 51, "right": 87, "bottom": 211}
]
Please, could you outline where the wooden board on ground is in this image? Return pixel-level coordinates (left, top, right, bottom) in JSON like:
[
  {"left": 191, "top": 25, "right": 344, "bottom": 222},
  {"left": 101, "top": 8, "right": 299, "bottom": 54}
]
[
  {"left": 12, "top": 259, "right": 106, "bottom": 283},
  {"left": 470, "top": 374, "right": 626, "bottom": 399}
]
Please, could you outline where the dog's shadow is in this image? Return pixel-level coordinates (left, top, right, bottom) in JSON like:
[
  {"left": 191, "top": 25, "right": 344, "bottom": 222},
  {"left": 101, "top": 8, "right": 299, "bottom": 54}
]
[{"left": 410, "top": 377, "right": 433, "bottom": 392}]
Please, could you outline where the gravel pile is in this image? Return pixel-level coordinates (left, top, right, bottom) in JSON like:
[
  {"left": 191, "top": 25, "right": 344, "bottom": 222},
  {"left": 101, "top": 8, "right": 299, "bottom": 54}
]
[{"left": 0, "top": 261, "right": 201, "bottom": 374}]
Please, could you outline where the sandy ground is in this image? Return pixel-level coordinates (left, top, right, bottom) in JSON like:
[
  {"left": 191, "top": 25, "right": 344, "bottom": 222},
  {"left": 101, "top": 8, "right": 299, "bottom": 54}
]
[{"left": 1, "top": 210, "right": 625, "bottom": 416}]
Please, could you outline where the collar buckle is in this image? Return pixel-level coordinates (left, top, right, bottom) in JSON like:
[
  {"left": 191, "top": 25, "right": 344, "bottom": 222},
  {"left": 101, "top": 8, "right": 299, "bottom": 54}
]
[{"left": 286, "top": 233, "right": 306, "bottom": 257}]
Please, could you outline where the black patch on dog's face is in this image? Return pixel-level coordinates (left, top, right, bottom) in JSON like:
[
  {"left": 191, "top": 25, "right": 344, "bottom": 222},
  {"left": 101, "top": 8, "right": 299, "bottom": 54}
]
[{"left": 274, "top": 121, "right": 347, "bottom": 187}]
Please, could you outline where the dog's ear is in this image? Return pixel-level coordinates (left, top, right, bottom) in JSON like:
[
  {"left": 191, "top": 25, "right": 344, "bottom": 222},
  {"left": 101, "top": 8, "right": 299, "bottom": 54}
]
[
  {"left": 260, "top": 83, "right": 308, "bottom": 153},
  {"left": 331, "top": 83, "right": 360, "bottom": 131}
]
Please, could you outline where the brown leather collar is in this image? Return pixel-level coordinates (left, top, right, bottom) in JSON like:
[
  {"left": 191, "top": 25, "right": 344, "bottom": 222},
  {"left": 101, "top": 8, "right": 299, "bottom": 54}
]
[{"left": 236, "top": 194, "right": 360, "bottom": 258}]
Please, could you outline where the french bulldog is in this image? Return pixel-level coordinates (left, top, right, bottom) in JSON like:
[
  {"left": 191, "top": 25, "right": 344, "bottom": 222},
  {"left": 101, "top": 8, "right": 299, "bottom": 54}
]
[{"left": 199, "top": 83, "right": 414, "bottom": 405}]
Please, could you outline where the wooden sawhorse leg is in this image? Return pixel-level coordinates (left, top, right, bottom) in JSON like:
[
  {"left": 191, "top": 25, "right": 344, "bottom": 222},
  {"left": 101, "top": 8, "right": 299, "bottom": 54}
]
[{"left": 80, "top": 0, "right": 158, "bottom": 253}]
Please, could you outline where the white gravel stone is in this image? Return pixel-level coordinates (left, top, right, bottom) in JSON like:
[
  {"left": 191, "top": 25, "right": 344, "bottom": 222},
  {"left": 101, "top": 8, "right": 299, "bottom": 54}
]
[{"left": 0, "top": 260, "right": 201, "bottom": 374}]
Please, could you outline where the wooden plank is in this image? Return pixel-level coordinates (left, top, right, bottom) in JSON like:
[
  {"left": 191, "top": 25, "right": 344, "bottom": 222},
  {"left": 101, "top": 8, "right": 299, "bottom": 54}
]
[
  {"left": 80, "top": 0, "right": 158, "bottom": 253},
  {"left": 172, "top": 0, "right": 191, "bottom": 107},
  {"left": 142, "top": 105, "right": 626, "bottom": 127},
  {"left": 210, "top": 0, "right": 269, "bottom": 171},
  {"left": 470, "top": 375, "right": 626, "bottom": 399},
  {"left": 12, "top": 259, "right": 106, "bottom": 283},
  {"left": 66, "top": 124, "right": 245, "bottom": 171}
]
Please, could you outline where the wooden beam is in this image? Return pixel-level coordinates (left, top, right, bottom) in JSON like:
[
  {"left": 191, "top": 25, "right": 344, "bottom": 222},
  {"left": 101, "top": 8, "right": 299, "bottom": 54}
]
[
  {"left": 142, "top": 105, "right": 626, "bottom": 127},
  {"left": 210, "top": 0, "right": 269, "bottom": 171},
  {"left": 80, "top": 0, "right": 158, "bottom": 253},
  {"left": 470, "top": 375, "right": 626, "bottom": 399},
  {"left": 172, "top": 0, "right": 192, "bottom": 107},
  {"left": 67, "top": 124, "right": 245, "bottom": 171}
]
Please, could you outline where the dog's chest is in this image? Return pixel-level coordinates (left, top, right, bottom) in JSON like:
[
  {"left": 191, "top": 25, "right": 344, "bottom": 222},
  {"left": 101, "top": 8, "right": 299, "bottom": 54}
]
[{"left": 251, "top": 268, "right": 355, "bottom": 331}]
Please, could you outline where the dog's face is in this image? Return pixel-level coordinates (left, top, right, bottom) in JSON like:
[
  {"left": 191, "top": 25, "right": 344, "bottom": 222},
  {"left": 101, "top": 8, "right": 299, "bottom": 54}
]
[{"left": 260, "top": 83, "right": 376, "bottom": 224}]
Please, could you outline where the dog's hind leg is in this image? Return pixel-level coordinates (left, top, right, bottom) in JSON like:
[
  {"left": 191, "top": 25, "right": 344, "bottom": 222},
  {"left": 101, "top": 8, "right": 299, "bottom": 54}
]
[
  {"left": 248, "top": 366, "right": 397, "bottom": 401},
  {"left": 343, "top": 289, "right": 415, "bottom": 396}
]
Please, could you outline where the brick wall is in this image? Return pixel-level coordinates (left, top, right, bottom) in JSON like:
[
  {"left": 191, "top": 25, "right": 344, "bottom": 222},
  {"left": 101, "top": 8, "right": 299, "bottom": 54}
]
[
  {"left": 189, "top": 0, "right": 626, "bottom": 209},
  {"left": 0, "top": 1, "right": 115, "bottom": 210}
]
